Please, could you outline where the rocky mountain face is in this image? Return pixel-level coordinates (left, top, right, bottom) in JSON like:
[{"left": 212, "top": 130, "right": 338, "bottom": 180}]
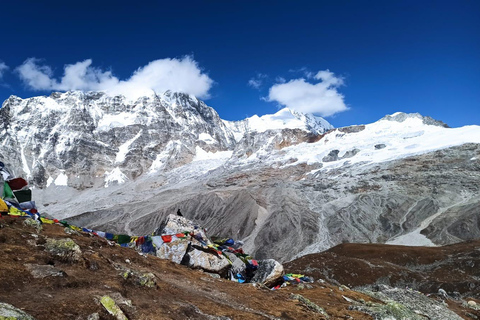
[
  {"left": 1, "top": 91, "right": 480, "bottom": 264},
  {"left": 0, "top": 91, "right": 236, "bottom": 189}
]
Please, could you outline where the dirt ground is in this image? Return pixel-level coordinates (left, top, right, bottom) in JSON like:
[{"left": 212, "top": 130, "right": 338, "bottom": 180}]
[
  {"left": 0, "top": 216, "right": 381, "bottom": 320},
  {"left": 285, "top": 241, "right": 480, "bottom": 319}
]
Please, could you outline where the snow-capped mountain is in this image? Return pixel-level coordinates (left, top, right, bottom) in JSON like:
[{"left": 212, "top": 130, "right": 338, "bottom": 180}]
[
  {"left": 223, "top": 108, "right": 333, "bottom": 142},
  {"left": 1, "top": 91, "right": 480, "bottom": 262}
]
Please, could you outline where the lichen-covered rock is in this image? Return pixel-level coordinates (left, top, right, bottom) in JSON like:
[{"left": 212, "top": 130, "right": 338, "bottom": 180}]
[
  {"left": 290, "top": 294, "right": 329, "bottom": 317},
  {"left": 121, "top": 267, "right": 156, "bottom": 288},
  {"left": 22, "top": 219, "right": 42, "bottom": 232},
  {"left": 357, "top": 286, "right": 463, "bottom": 320},
  {"left": 100, "top": 296, "right": 128, "bottom": 320},
  {"left": 44, "top": 238, "right": 82, "bottom": 263},
  {"left": 251, "top": 259, "right": 284, "bottom": 286},
  {"left": 0, "top": 302, "right": 37, "bottom": 320}
]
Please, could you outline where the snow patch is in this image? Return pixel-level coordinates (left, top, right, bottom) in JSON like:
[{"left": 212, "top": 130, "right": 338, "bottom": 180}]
[
  {"left": 20, "top": 146, "right": 31, "bottom": 177},
  {"left": 198, "top": 132, "right": 215, "bottom": 144},
  {"left": 193, "top": 146, "right": 233, "bottom": 161},
  {"left": 104, "top": 167, "right": 128, "bottom": 187},
  {"left": 116, "top": 130, "right": 143, "bottom": 163},
  {"left": 54, "top": 172, "right": 68, "bottom": 186},
  {"left": 97, "top": 112, "right": 137, "bottom": 131},
  {"left": 46, "top": 176, "right": 54, "bottom": 187}
]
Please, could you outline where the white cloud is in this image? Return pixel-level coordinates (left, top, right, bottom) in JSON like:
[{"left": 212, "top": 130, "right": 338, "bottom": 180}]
[
  {"left": 248, "top": 78, "right": 262, "bottom": 89},
  {"left": 0, "top": 61, "right": 9, "bottom": 79},
  {"left": 15, "top": 56, "right": 213, "bottom": 99},
  {"left": 267, "top": 69, "right": 348, "bottom": 117},
  {"left": 247, "top": 73, "right": 268, "bottom": 90}
]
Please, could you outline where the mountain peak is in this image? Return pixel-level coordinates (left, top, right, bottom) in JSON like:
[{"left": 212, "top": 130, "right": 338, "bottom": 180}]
[{"left": 382, "top": 112, "right": 449, "bottom": 128}]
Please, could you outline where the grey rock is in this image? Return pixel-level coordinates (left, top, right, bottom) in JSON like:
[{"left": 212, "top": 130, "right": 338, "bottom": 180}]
[
  {"left": 224, "top": 252, "right": 246, "bottom": 274},
  {"left": 24, "top": 263, "right": 65, "bottom": 278},
  {"left": 340, "top": 148, "right": 360, "bottom": 159},
  {"left": 322, "top": 150, "right": 340, "bottom": 162},
  {"left": 374, "top": 144, "right": 386, "bottom": 150},
  {"left": 181, "top": 243, "right": 230, "bottom": 275},
  {"left": 250, "top": 259, "right": 284, "bottom": 286},
  {"left": 156, "top": 240, "right": 190, "bottom": 264},
  {"left": 87, "top": 313, "right": 100, "bottom": 320},
  {"left": 0, "top": 302, "right": 37, "bottom": 320}
]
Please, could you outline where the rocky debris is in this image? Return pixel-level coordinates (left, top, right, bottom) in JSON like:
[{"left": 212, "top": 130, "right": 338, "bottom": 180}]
[
  {"left": 1, "top": 215, "right": 475, "bottom": 320},
  {"left": 250, "top": 259, "right": 284, "bottom": 286},
  {"left": 356, "top": 285, "right": 463, "bottom": 320},
  {"left": 0, "top": 302, "right": 37, "bottom": 320},
  {"left": 374, "top": 143, "right": 386, "bottom": 150},
  {"left": 290, "top": 294, "right": 329, "bottom": 317},
  {"left": 100, "top": 295, "right": 128, "bottom": 320},
  {"left": 24, "top": 264, "right": 65, "bottom": 279},
  {"left": 118, "top": 265, "right": 157, "bottom": 288},
  {"left": 44, "top": 238, "right": 82, "bottom": 263},
  {"left": 285, "top": 240, "right": 480, "bottom": 297},
  {"left": 87, "top": 313, "right": 100, "bottom": 320}
]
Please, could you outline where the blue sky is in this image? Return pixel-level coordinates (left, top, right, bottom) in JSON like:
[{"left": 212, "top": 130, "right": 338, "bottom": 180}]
[{"left": 0, "top": 0, "right": 478, "bottom": 128}]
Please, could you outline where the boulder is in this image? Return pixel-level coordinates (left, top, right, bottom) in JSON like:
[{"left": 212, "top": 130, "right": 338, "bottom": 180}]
[
  {"left": 375, "top": 143, "right": 386, "bottom": 150},
  {"left": 44, "top": 238, "right": 82, "bottom": 263},
  {"left": 181, "top": 243, "right": 230, "bottom": 275},
  {"left": 251, "top": 259, "right": 284, "bottom": 286},
  {"left": 322, "top": 150, "right": 340, "bottom": 162},
  {"left": 155, "top": 214, "right": 209, "bottom": 244},
  {"left": 224, "top": 252, "right": 246, "bottom": 274},
  {"left": 100, "top": 296, "right": 128, "bottom": 320},
  {"left": 156, "top": 240, "right": 190, "bottom": 264},
  {"left": 121, "top": 268, "right": 156, "bottom": 288},
  {"left": 24, "top": 264, "right": 65, "bottom": 278},
  {"left": 0, "top": 302, "right": 37, "bottom": 320}
]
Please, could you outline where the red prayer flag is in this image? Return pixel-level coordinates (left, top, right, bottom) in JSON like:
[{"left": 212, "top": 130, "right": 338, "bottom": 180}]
[{"left": 161, "top": 235, "right": 172, "bottom": 243}]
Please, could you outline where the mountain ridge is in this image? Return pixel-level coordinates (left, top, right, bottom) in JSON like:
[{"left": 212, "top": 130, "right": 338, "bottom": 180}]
[{"left": 1, "top": 91, "right": 480, "bottom": 262}]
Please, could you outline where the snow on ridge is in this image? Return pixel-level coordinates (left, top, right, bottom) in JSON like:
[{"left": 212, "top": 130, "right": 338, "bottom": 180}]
[
  {"left": 256, "top": 116, "right": 480, "bottom": 172},
  {"left": 246, "top": 108, "right": 333, "bottom": 133}
]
